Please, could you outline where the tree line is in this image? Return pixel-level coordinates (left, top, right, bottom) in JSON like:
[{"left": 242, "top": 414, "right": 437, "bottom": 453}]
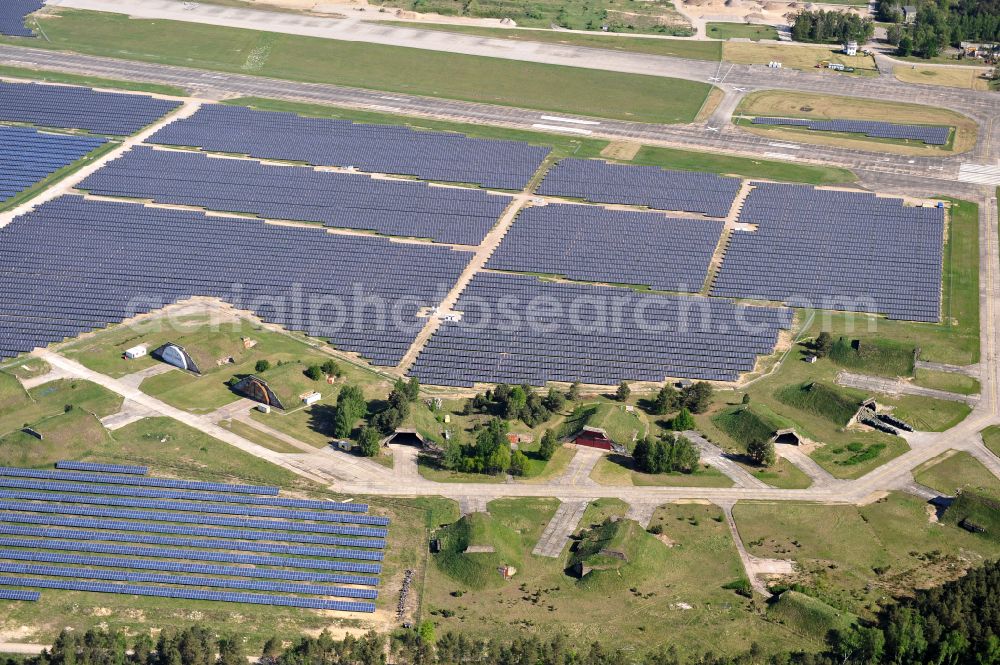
[
  {"left": 881, "top": 0, "right": 1000, "bottom": 58},
  {"left": 15, "top": 559, "right": 1000, "bottom": 664},
  {"left": 790, "top": 10, "right": 875, "bottom": 43}
]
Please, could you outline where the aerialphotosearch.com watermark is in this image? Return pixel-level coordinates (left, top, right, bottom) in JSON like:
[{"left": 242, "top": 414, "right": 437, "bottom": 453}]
[{"left": 121, "top": 282, "right": 885, "bottom": 339}]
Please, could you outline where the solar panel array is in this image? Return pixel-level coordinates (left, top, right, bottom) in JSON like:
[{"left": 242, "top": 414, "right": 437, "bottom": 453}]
[
  {"left": 0, "top": 81, "right": 181, "bottom": 136},
  {"left": 0, "top": 466, "right": 387, "bottom": 612},
  {"left": 55, "top": 461, "right": 148, "bottom": 475},
  {"left": 0, "top": 466, "right": 277, "bottom": 495},
  {"left": 536, "top": 159, "right": 740, "bottom": 217},
  {"left": 79, "top": 147, "right": 512, "bottom": 245},
  {"left": 0, "top": 125, "right": 105, "bottom": 205},
  {"left": 751, "top": 117, "right": 950, "bottom": 145},
  {"left": 410, "top": 272, "right": 792, "bottom": 386},
  {"left": 0, "top": 0, "right": 43, "bottom": 37},
  {"left": 0, "top": 588, "right": 39, "bottom": 602},
  {"left": 712, "top": 183, "right": 944, "bottom": 321},
  {"left": 0, "top": 197, "right": 472, "bottom": 365},
  {"left": 488, "top": 204, "right": 722, "bottom": 292},
  {"left": 149, "top": 104, "right": 550, "bottom": 190}
]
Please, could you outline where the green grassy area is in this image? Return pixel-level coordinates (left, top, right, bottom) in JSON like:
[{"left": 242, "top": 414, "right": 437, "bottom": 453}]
[
  {"left": 219, "top": 418, "right": 302, "bottom": 453},
  {"left": 630, "top": 145, "right": 855, "bottom": 185},
  {"left": 711, "top": 403, "right": 794, "bottom": 448},
  {"left": 766, "top": 591, "right": 858, "bottom": 639},
  {"left": 0, "top": 140, "right": 118, "bottom": 212},
  {"left": 745, "top": 458, "right": 813, "bottom": 489},
  {"left": 376, "top": 22, "right": 720, "bottom": 59},
  {"left": 0, "top": 376, "right": 122, "bottom": 444},
  {"left": 423, "top": 499, "right": 798, "bottom": 656},
  {"left": 10, "top": 9, "right": 714, "bottom": 124},
  {"left": 734, "top": 494, "right": 1000, "bottom": 621},
  {"left": 879, "top": 395, "right": 971, "bottom": 432},
  {"left": 941, "top": 491, "right": 1000, "bottom": 542},
  {"left": 0, "top": 407, "right": 111, "bottom": 467},
  {"left": 569, "top": 519, "right": 670, "bottom": 588},
  {"left": 982, "top": 425, "right": 1000, "bottom": 458},
  {"left": 0, "top": 64, "right": 188, "bottom": 96},
  {"left": 370, "top": 0, "right": 693, "bottom": 34},
  {"left": 590, "top": 454, "right": 734, "bottom": 487},
  {"left": 559, "top": 402, "right": 645, "bottom": 447},
  {"left": 829, "top": 337, "right": 916, "bottom": 377},
  {"left": 706, "top": 22, "right": 779, "bottom": 40},
  {"left": 912, "top": 368, "right": 981, "bottom": 395},
  {"left": 434, "top": 512, "right": 525, "bottom": 589},
  {"left": 914, "top": 451, "right": 1000, "bottom": 499},
  {"left": 1, "top": 357, "right": 50, "bottom": 380},
  {"left": 774, "top": 381, "right": 864, "bottom": 426}
]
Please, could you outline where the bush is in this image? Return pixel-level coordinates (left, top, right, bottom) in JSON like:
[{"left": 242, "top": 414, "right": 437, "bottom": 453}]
[
  {"left": 722, "top": 578, "right": 753, "bottom": 598},
  {"left": 747, "top": 438, "right": 776, "bottom": 467},
  {"left": 254, "top": 359, "right": 270, "bottom": 373},
  {"left": 357, "top": 425, "right": 381, "bottom": 457},
  {"left": 304, "top": 365, "right": 323, "bottom": 381}
]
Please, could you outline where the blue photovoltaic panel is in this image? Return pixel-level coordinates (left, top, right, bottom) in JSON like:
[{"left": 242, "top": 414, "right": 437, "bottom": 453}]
[
  {"left": 536, "top": 158, "right": 740, "bottom": 217},
  {"left": 55, "top": 461, "right": 147, "bottom": 475},
  {"left": 0, "top": 196, "right": 473, "bottom": 366},
  {"left": 0, "top": 126, "right": 106, "bottom": 205},
  {"left": 0, "top": 476, "right": 368, "bottom": 511},
  {"left": 79, "top": 147, "right": 512, "bottom": 245},
  {"left": 410, "top": 272, "right": 792, "bottom": 387},
  {"left": 149, "top": 104, "right": 549, "bottom": 190},
  {"left": 0, "top": 550, "right": 379, "bottom": 586},
  {"left": 712, "top": 182, "right": 944, "bottom": 322},
  {"left": 0, "top": 490, "right": 389, "bottom": 525},
  {"left": 0, "top": 0, "right": 43, "bottom": 36},
  {"left": 488, "top": 204, "right": 722, "bottom": 292},
  {"left": 0, "top": 563, "right": 377, "bottom": 600},
  {"left": 0, "top": 522, "right": 384, "bottom": 561},
  {"left": 0, "top": 537, "right": 383, "bottom": 574},
  {"left": 0, "top": 506, "right": 384, "bottom": 548},
  {"left": 0, "top": 466, "right": 278, "bottom": 495},
  {"left": 751, "top": 117, "right": 950, "bottom": 145},
  {"left": 0, "top": 82, "right": 181, "bottom": 135},
  {"left": 0, "top": 588, "right": 39, "bottom": 601},
  {"left": 0, "top": 576, "right": 376, "bottom": 612}
]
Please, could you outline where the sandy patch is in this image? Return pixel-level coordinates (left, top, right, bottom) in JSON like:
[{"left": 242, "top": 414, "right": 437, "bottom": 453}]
[{"left": 600, "top": 142, "right": 642, "bottom": 161}]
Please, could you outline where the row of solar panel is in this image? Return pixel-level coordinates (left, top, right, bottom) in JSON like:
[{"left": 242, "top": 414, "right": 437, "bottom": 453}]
[
  {"left": 0, "top": 466, "right": 278, "bottom": 495},
  {"left": 0, "top": 577, "right": 376, "bottom": 613},
  {"left": 55, "top": 461, "right": 148, "bottom": 475}
]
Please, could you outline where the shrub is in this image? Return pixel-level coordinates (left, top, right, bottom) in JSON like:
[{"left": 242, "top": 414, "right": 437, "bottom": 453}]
[{"left": 254, "top": 359, "right": 271, "bottom": 373}]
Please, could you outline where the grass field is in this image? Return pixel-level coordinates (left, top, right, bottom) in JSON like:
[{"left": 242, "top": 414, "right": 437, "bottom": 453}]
[
  {"left": 370, "top": 0, "right": 693, "bottom": 34},
  {"left": 766, "top": 591, "right": 857, "bottom": 640},
  {"left": 912, "top": 368, "right": 981, "bottom": 395},
  {"left": 774, "top": 381, "right": 864, "bottom": 426},
  {"left": 0, "top": 376, "right": 122, "bottom": 445},
  {"left": 7, "top": 9, "right": 714, "bottom": 124},
  {"left": 423, "top": 498, "right": 804, "bottom": 656},
  {"left": 589, "top": 454, "right": 735, "bottom": 487},
  {"left": 734, "top": 90, "right": 978, "bottom": 155},
  {"left": 879, "top": 395, "right": 971, "bottom": 432},
  {"left": 629, "top": 145, "right": 855, "bottom": 185},
  {"left": 219, "top": 418, "right": 302, "bottom": 453},
  {"left": 914, "top": 451, "right": 1000, "bottom": 498},
  {"left": 828, "top": 337, "right": 916, "bottom": 378},
  {"left": 0, "top": 64, "right": 188, "bottom": 96},
  {"left": 734, "top": 494, "right": 1000, "bottom": 620},
  {"left": 723, "top": 43, "right": 877, "bottom": 74},
  {"left": 376, "top": 22, "right": 720, "bottom": 59},
  {"left": 982, "top": 426, "right": 1000, "bottom": 459},
  {"left": 706, "top": 22, "right": 779, "bottom": 40},
  {"left": 893, "top": 64, "right": 993, "bottom": 90},
  {"left": 741, "top": 458, "right": 813, "bottom": 489}
]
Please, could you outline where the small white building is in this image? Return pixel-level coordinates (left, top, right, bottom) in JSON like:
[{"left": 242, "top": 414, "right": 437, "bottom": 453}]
[
  {"left": 302, "top": 392, "right": 322, "bottom": 406},
  {"left": 844, "top": 40, "right": 858, "bottom": 56},
  {"left": 124, "top": 345, "right": 147, "bottom": 360}
]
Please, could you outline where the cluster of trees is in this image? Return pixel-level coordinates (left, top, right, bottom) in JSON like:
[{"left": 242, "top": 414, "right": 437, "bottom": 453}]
[
  {"left": 811, "top": 332, "right": 834, "bottom": 359},
  {"left": 22, "top": 558, "right": 1000, "bottom": 664},
  {"left": 881, "top": 0, "right": 1000, "bottom": 58},
  {"left": 747, "top": 437, "right": 776, "bottom": 467},
  {"left": 466, "top": 383, "right": 568, "bottom": 427},
  {"left": 331, "top": 377, "right": 421, "bottom": 456},
  {"left": 632, "top": 432, "right": 700, "bottom": 474},
  {"left": 790, "top": 10, "right": 875, "bottom": 43},
  {"left": 304, "top": 359, "right": 341, "bottom": 381},
  {"left": 442, "top": 417, "right": 528, "bottom": 475},
  {"left": 332, "top": 385, "right": 367, "bottom": 439},
  {"left": 649, "top": 382, "right": 713, "bottom": 417},
  {"left": 369, "top": 378, "right": 420, "bottom": 434}
]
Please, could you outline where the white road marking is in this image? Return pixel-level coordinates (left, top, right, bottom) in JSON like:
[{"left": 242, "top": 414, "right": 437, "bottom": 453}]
[
  {"left": 958, "top": 163, "right": 1000, "bottom": 186},
  {"left": 531, "top": 123, "right": 593, "bottom": 135},
  {"left": 539, "top": 115, "right": 600, "bottom": 126},
  {"left": 767, "top": 142, "right": 801, "bottom": 150},
  {"left": 763, "top": 152, "right": 798, "bottom": 160}
]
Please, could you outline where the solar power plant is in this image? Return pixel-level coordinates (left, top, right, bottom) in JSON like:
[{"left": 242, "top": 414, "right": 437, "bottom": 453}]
[
  {"left": 487, "top": 204, "right": 723, "bottom": 292},
  {"left": 0, "top": 466, "right": 278, "bottom": 495},
  {"left": 0, "top": 0, "right": 43, "bottom": 36},
  {"left": 0, "top": 125, "right": 106, "bottom": 205},
  {"left": 0, "top": 576, "right": 376, "bottom": 613},
  {"left": 410, "top": 272, "right": 792, "bottom": 387},
  {"left": 0, "top": 81, "right": 182, "bottom": 135},
  {"left": 0, "top": 196, "right": 473, "bottom": 365},
  {"left": 712, "top": 183, "right": 944, "bottom": 321},
  {"left": 149, "top": 104, "right": 550, "bottom": 190},
  {"left": 79, "top": 147, "right": 513, "bottom": 245},
  {"left": 0, "top": 468, "right": 387, "bottom": 611},
  {"left": 0, "top": 589, "right": 39, "bottom": 602},
  {"left": 750, "top": 117, "right": 950, "bottom": 145},
  {"left": 55, "top": 461, "right": 148, "bottom": 475},
  {"left": 536, "top": 159, "right": 741, "bottom": 217}
]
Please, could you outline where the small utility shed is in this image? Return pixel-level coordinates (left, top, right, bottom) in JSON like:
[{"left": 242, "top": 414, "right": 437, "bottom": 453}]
[{"left": 573, "top": 426, "right": 615, "bottom": 451}]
